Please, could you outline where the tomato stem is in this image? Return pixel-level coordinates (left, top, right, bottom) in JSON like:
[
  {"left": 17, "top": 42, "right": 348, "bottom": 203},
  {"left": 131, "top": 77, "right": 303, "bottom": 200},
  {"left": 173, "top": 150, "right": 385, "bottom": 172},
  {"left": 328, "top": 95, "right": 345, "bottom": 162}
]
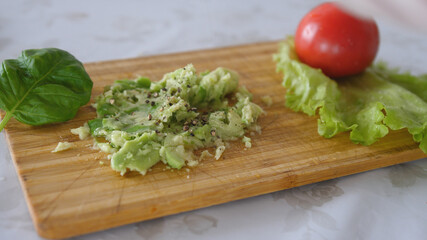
[{"left": 0, "top": 111, "right": 13, "bottom": 132}]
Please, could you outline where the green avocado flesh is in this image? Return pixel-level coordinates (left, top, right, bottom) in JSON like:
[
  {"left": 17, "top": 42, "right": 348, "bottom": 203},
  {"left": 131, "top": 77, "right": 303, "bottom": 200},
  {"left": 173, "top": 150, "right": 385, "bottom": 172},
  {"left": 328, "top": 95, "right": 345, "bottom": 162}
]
[{"left": 81, "top": 64, "right": 263, "bottom": 175}]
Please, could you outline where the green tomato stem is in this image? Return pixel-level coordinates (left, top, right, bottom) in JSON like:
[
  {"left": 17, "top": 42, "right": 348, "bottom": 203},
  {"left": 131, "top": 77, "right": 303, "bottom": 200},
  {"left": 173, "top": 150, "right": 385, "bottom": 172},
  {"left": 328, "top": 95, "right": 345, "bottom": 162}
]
[{"left": 0, "top": 111, "right": 13, "bottom": 132}]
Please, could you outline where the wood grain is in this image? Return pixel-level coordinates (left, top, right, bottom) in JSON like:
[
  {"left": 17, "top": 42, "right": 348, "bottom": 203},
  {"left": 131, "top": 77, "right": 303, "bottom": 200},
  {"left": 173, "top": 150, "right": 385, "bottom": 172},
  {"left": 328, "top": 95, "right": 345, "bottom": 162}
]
[{"left": 2, "top": 41, "right": 425, "bottom": 239}]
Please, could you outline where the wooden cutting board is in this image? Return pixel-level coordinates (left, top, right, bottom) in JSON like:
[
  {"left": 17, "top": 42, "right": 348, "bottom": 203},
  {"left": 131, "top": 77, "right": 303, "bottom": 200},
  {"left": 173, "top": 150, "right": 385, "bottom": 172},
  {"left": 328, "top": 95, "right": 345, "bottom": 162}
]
[{"left": 2, "top": 41, "right": 425, "bottom": 239}]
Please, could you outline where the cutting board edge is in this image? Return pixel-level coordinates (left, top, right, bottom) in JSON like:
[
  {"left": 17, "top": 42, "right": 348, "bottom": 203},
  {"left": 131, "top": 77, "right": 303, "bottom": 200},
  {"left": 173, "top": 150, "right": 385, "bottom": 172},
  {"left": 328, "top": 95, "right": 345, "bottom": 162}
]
[
  {"left": 32, "top": 147, "right": 425, "bottom": 239},
  {"left": 82, "top": 40, "right": 281, "bottom": 67},
  {"left": 2, "top": 129, "right": 43, "bottom": 237}
]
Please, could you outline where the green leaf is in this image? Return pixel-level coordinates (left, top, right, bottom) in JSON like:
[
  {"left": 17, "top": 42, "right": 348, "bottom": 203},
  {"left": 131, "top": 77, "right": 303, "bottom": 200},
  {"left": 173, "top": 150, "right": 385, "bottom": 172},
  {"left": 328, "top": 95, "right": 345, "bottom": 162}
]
[
  {"left": 0, "top": 48, "right": 93, "bottom": 130},
  {"left": 274, "top": 37, "right": 427, "bottom": 154}
]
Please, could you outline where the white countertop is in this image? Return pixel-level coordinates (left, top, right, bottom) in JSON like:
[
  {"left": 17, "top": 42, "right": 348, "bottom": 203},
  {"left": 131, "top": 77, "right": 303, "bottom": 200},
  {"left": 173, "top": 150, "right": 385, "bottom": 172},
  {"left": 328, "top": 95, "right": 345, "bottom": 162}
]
[{"left": 1, "top": 0, "right": 426, "bottom": 239}]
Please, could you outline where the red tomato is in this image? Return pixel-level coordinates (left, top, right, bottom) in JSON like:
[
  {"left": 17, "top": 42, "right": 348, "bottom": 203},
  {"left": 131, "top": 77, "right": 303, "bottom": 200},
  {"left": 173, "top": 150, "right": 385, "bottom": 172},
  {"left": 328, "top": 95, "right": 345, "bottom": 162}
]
[{"left": 295, "top": 2, "right": 379, "bottom": 78}]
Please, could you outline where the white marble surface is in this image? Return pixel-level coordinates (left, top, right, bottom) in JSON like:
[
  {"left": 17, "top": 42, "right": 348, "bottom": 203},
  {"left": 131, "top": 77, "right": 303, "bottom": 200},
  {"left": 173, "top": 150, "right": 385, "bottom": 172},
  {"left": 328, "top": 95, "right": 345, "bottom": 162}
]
[{"left": 1, "top": 0, "right": 427, "bottom": 239}]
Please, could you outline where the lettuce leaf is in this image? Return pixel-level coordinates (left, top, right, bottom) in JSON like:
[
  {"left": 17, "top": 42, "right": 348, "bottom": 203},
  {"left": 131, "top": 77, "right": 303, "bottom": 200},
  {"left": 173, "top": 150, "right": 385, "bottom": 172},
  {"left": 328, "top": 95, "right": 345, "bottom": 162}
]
[{"left": 274, "top": 37, "right": 427, "bottom": 154}]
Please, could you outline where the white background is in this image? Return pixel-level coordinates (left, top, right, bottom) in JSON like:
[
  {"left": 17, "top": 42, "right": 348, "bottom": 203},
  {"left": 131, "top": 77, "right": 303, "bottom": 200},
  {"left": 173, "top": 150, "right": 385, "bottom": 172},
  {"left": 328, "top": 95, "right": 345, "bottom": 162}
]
[{"left": 1, "top": 0, "right": 426, "bottom": 239}]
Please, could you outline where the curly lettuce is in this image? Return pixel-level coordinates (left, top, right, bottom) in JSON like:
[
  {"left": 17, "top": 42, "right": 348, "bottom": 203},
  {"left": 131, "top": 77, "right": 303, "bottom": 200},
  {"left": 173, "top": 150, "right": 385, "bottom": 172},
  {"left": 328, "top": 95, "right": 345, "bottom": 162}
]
[{"left": 274, "top": 37, "right": 427, "bottom": 154}]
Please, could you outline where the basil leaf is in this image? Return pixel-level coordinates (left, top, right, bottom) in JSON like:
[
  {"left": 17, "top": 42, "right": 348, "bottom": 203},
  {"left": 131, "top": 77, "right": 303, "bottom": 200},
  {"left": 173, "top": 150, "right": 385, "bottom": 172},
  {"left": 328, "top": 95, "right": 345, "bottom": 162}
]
[{"left": 0, "top": 48, "right": 93, "bottom": 131}]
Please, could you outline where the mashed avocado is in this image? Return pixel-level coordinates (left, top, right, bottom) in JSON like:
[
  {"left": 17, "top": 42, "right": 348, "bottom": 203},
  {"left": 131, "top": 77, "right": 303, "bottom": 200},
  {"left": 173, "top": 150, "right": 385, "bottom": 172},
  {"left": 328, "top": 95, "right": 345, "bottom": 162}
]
[
  {"left": 52, "top": 142, "right": 73, "bottom": 153},
  {"left": 78, "top": 64, "right": 263, "bottom": 175}
]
